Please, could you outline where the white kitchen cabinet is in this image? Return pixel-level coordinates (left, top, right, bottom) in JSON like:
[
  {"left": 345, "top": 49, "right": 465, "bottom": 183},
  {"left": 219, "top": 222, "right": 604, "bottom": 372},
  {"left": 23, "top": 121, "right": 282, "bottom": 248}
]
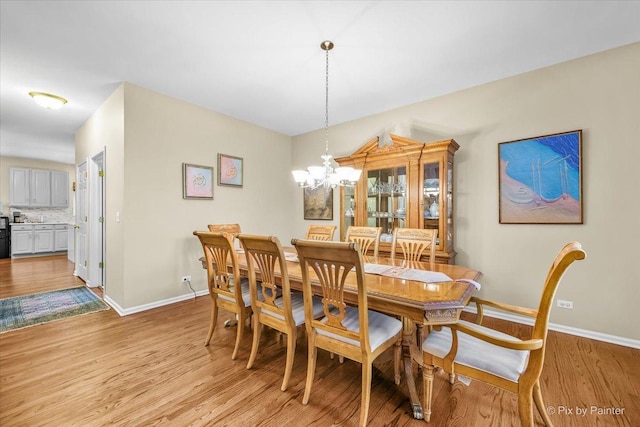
[
  {"left": 9, "top": 168, "right": 30, "bottom": 206},
  {"left": 31, "top": 169, "right": 51, "bottom": 207},
  {"left": 54, "top": 225, "right": 68, "bottom": 251},
  {"left": 11, "top": 225, "right": 34, "bottom": 255},
  {"left": 34, "top": 225, "right": 54, "bottom": 253},
  {"left": 9, "top": 167, "right": 68, "bottom": 208},
  {"left": 51, "top": 171, "right": 69, "bottom": 207},
  {"left": 11, "top": 223, "right": 68, "bottom": 257}
]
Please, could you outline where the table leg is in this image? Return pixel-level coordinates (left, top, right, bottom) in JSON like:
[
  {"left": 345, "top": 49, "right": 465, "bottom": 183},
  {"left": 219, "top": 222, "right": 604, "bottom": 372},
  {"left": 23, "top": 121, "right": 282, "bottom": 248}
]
[{"left": 402, "top": 317, "right": 423, "bottom": 420}]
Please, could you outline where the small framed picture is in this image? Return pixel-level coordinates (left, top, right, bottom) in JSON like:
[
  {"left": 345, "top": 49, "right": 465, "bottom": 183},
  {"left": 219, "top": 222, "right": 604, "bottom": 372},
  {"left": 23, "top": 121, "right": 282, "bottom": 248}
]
[
  {"left": 183, "top": 163, "right": 214, "bottom": 199},
  {"left": 498, "top": 130, "right": 583, "bottom": 224},
  {"left": 303, "top": 186, "right": 333, "bottom": 220},
  {"left": 218, "top": 154, "right": 243, "bottom": 187}
]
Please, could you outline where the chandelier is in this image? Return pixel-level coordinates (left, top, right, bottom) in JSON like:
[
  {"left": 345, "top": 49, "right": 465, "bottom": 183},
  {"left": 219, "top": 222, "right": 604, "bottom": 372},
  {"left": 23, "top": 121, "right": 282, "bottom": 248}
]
[{"left": 292, "top": 41, "right": 362, "bottom": 189}]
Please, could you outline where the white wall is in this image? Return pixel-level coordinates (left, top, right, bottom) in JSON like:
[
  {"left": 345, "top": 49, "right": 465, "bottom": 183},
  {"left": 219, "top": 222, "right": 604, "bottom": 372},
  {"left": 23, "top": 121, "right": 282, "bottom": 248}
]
[{"left": 292, "top": 42, "right": 640, "bottom": 341}]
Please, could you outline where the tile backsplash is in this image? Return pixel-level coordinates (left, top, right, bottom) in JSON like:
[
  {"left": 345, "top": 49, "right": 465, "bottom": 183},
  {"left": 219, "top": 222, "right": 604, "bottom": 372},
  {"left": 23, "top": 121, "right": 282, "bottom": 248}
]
[{"left": 7, "top": 207, "right": 73, "bottom": 224}]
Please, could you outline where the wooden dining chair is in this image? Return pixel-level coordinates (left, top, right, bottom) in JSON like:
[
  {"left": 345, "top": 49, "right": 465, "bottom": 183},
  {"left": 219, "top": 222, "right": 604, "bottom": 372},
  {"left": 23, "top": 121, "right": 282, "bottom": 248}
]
[
  {"left": 345, "top": 226, "right": 382, "bottom": 258},
  {"left": 238, "top": 234, "right": 324, "bottom": 391},
  {"left": 422, "top": 241, "right": 586, "bottom": 425},
  {"left": 390, "top": 228, "right": 438, "bottom": 270},
  {"left": 193, "top": 231, "right": 252, "bottom": 359},
  {"left": 292, "top": 239, "right": 402, "bottom": 427},
  {"left": 208, "top": 223, "right": 241, "bottom": 246},
  {"left": 305, "top": 224, "right": 337, "bottom": 241}
]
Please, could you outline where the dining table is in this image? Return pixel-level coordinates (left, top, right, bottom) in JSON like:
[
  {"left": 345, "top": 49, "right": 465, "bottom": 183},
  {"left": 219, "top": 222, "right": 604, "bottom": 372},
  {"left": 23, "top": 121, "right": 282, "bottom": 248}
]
[{"left": 214, "top": 247, "right": 482, "bottom": 420}]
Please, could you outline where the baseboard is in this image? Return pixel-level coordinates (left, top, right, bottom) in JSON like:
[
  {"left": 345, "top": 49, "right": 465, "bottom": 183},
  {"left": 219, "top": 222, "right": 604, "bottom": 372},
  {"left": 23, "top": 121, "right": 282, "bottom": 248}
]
[
  {"left": 463, "top": 306, "right": 640, "bottom": 350},
  {"left": 103, "top": 289, "right": 209, "bottom": 317},
  {"left": 101, "top": 290, "right": 638, "bottom": 349}
]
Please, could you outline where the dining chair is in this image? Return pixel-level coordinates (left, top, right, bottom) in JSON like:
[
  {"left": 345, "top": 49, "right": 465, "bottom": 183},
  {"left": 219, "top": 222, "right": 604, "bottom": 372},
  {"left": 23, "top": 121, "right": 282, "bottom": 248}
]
[
  {"left": 390, "top": 228, "right": 438, "bottom": 271},
  {"left": 206, "top": 223, "right": 246, "bottom": 326},
  {"left": 193, "top": 231, "right": 252, "bottom": 359},
  {"left": 238, "top": 234, "right": 324, "bottom": 391},
  {"left": 422, "top": 241, "right": 586, "bottom": 425},
  {"left": 292, "top": 239, "right": 402, "bottom": 427},
  {"left": 305, "top": 224, "right": 337, "bottom": 241},
  {"left": 208, "top": 223, "right": 242, "bottom": 246},
  {"left": 344, "top": 226, "right": 382, "bottom": 258}
]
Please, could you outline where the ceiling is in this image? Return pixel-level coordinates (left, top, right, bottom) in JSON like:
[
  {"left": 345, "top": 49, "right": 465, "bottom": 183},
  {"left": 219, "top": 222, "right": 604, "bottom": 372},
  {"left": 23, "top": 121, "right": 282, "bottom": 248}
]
[{"left": 2, "top": 1, "right": 639, "bottom": 165}]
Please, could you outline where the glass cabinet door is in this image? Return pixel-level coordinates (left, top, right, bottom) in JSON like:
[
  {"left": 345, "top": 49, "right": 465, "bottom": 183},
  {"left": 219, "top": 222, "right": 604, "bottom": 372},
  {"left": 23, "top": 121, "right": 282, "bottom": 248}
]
[
  {"left": 422, "top": 162, "right": 441, "bottom": 248},
  {"left": 367, "top": 166, "right": 407, "bottom": 243},
  {"left": 342, "top": 186, "right": 356, "bottom": 240}
]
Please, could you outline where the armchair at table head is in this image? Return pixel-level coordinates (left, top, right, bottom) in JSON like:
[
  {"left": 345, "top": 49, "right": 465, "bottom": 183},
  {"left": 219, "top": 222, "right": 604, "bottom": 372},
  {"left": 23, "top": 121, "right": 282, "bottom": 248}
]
[
  {"left": 193, "top": 230, "right": 252, "bottom": 360},
  {"left": 292, "top": 238, "right": 402, "bottom": 427},
  {"left": 305, "top": 224, "right": 337, "bottom": 241},
  {"left": 344, "top": 226, "right": 382, "bottom": 258},
  {"left": 421, "top": 241, "right": 586, "bottom": 425},
  {"left": 237, "top": 234, "right": 323, "bottom": 392},
  {"left": 390, "top": 228, "right": 438, "bottom": 270}
]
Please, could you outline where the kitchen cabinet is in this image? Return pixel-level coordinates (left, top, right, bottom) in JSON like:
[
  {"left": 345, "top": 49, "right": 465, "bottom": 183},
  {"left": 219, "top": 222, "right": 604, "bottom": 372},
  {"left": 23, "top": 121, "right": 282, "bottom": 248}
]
[
  {"left": 51, "top": 171, "right": 69, "bottom": 207},
  {"left": 31, "top": 169, "right": 51, "bottom": 207},
  {"left": 54, "top": 225, "right": 68, "bottom": 251},
  {"left": 33, "top": 225, "right": 54, "bottom": 253},
  {"left": 10, "top": 223, "right": 69, "bottom": 257},
  {"left": 335, "top": 134, "right": 459, "bottom": 264},
  {"left": 9, "top": 168, "right": 69, "bottom": 208},
  {"left": 9, "top": 168, "right": 31, "bottom": 206},
  {"left": 10, "top": 225, "right": 34, "bottom": 255}
]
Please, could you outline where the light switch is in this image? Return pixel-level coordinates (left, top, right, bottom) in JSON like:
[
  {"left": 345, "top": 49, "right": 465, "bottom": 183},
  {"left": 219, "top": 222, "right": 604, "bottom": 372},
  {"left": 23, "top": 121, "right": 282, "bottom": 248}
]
[{"left": 116, "top": 212, "right": 120, "bottom": 223}]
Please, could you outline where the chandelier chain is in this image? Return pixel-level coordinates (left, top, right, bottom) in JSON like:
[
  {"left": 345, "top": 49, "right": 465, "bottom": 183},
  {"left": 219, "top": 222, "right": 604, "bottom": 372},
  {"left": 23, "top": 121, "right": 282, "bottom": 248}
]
[{"left": 324, "top": 43, "right": 330, "bottom": 157}]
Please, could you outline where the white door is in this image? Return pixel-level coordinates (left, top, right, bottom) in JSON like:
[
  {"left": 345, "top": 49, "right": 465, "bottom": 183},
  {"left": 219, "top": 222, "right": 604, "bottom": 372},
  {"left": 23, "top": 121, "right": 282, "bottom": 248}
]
[
  {"left": 75, "top": 162, "right": 88, "bottom": 281},
  {"left": 88, "top": 150, "right": 105, "bottom": 289}
]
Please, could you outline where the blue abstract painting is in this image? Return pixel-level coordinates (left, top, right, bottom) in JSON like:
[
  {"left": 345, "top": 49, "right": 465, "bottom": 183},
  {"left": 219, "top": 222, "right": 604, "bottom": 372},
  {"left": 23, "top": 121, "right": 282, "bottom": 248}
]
[{"left": 499, "top": 130, "right": 582, "bottom": 224}]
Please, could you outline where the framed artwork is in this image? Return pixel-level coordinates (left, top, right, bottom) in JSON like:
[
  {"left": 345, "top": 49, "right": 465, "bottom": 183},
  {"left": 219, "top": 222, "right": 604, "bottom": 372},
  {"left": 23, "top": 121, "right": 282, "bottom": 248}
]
[
  {"left": 218, "top": 154, "right": 243, "bottom": 187},
  {"left": 498, "top": 130, "right": 583, "bottom": 224},
  {"left": 303, "top": 186, "right": 333, "bottom": 220},
  {"left": 182, "top": 163, "right": 214, "bottom": 199}
]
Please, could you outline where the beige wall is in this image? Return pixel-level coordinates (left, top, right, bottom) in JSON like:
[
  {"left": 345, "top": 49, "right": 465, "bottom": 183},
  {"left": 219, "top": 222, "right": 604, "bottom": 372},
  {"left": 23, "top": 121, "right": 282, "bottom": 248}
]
[
  {"left": 77, "top": 83, "right": 293, "bottom": 309},
  {"left": 75, "top": 84, "right": 126, "bottom": 304},
  {"left": 292, "top": 42, "right": 640, "bottom": 340}
]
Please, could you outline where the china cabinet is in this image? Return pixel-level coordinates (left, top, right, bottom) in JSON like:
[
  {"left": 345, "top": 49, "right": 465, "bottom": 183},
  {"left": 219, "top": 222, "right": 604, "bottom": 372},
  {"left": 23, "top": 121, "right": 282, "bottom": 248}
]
[{"left": 335, "top": 135, "right": 459, "bottom": 264}]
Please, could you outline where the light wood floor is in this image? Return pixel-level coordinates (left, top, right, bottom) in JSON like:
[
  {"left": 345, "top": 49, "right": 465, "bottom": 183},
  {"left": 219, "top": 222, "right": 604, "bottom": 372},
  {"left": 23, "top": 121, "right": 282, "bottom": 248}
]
[{"left": 1, "top": 255, "right": 638, "bottom": 426}]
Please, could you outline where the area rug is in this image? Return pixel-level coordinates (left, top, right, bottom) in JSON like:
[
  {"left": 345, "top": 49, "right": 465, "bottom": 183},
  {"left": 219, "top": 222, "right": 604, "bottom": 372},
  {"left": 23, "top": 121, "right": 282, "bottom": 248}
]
[{"left": 0, "top": 286, "right": 109, "bottom": 333}]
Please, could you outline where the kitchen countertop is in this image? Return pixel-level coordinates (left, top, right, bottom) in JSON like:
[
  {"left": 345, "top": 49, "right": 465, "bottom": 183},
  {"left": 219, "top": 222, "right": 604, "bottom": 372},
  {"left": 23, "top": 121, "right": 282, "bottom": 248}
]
[{"left": 10, "top": 222, "right": 73, "bottom": 226}]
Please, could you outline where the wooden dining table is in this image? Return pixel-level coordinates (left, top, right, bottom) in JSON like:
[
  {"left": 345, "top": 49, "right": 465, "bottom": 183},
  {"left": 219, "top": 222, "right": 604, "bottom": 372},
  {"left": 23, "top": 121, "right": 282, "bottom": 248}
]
[{"left": 225, "top": 248, "right": 482, "bottom": 420}]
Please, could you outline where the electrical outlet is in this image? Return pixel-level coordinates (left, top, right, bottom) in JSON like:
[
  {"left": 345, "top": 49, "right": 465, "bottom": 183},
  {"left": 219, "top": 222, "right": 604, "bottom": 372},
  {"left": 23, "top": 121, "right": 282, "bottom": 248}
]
[
  {"left": 557, "top": 299, "right": 573, "bottom": 309},
  {"left": 181, "top": 275, "right": 191, "bottom": 283}
]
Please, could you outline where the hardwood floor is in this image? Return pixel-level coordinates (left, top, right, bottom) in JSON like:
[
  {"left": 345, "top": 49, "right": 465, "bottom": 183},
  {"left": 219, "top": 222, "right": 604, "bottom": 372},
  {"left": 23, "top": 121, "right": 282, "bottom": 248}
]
[{"left": 1, "top": 255, "right": 638, "bottom": 426}]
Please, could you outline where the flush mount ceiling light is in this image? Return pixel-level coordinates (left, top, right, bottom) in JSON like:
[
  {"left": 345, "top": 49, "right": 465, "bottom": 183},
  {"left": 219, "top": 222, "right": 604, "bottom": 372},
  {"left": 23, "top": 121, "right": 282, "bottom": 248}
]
[
  {"left": 28, "top": 91, "right": 68, "bottom": 110},
  {"left": 291, "top": 41, "right": 362, "bottom": 189}
]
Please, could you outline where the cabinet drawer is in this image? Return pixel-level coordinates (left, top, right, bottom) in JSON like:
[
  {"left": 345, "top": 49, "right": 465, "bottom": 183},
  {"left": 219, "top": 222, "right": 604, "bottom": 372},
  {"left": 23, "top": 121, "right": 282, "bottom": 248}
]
[
  {"left": 54, "top": 224, "right": 67, "bottom": 230},
  {"left": 34, "top": 224, "right": 54, "bottom": 231},
  {"left": 11, "top": 224, "right": 33, "bottom": 231}
]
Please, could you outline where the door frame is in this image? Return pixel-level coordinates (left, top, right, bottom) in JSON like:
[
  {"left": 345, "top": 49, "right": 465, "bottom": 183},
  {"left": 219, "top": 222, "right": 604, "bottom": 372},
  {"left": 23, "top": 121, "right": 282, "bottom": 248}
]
[{"left": 88, "top": 148, "right": 106, "bottom": 290}]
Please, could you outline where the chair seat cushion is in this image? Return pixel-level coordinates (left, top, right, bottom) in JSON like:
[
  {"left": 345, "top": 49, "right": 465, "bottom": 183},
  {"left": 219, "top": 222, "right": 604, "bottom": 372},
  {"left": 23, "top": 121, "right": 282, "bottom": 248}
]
[
  {"left": 262, "top": 292, "right": 324, "bottom": 326},
  {"left": 422, "top": 320, "right": 529, "bottom": 382},
  {"left": 317, "top": 307, "right": 402, "bottom": 352},
  {"left": 217, "top": 276, "right": 252, "bottom": 307}
]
